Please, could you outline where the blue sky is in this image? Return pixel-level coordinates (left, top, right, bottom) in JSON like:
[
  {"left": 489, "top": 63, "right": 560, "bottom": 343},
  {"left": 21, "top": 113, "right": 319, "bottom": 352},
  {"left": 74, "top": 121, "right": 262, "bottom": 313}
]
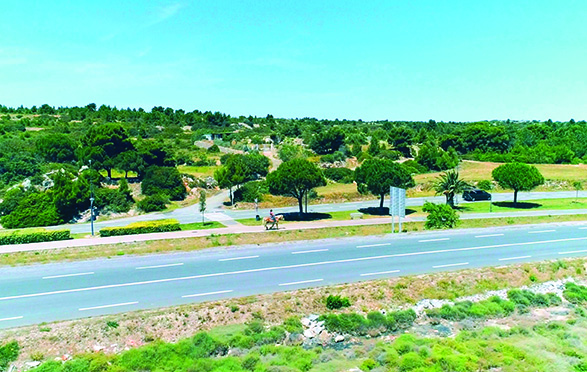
[{"left": 1, "top": 0, "right": 586, "bottom": 121}]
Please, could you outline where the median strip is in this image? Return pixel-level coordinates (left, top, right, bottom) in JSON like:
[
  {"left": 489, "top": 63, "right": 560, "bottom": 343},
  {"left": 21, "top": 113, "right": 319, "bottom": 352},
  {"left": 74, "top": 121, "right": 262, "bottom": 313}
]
[
  {"left": 433, "top": 262, "right": 469, "bottom": 269},
  {"left": 43, "top": 272, "right": 94, "bottom": 280},
  {"left": 279, "top": 279, "right": 323, "bottom": 286},
  {"left": 79, "top": 302, "right": 138, "bottom": 311},
  {"left": 182, "top": 290, "right": 234, "bottom": 298}
]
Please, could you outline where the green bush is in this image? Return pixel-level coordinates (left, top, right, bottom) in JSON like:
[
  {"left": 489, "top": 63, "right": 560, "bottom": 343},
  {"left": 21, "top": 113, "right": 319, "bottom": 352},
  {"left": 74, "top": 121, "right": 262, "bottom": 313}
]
[
  {"left": 99, "top": 219, "right": 181, "bottom": 237},
  {"left": 141, "top": 166, "right": 187, "bottom": 201},
  {"left": 95, "top": 187, "right": 133, "bottom": 213},
  {"left": 422, "top": 202, "right": 459, "bottom": 229},
  {"left": 0, "top": 341, "right": 19, "bottom": 372},
  {"left": 283, "top": 317, "right": 303, "bottom": 334},
  {"left": 563, "top": 282, "right": 587, "bottom": 305},
  {"left": 207, "top": 144, "right": 220, "bottom": 153},
  {"left": 0, "top": 192, "right": 62, "bottom": 228},
  {"left": 233, "top": 181, "right": 268, "bottom": 203},
  {"left": 137, "top": 194, "right": 168, "bottom": 212},
  {"left": 507, "top": 289, "right": 560, "bottom": 307},
  {"left": 323, "top": 167, "right": 354, "bottom": 183},
  {"left": 326, "top": 295, "right": 351, "bottom": 310},
  {"left": 427, "top": 296, "right": 515, "bottom": 320},
  {"left": 320, "top": 309, "right": 416, "bottom": 335},
  {"left": 0, "top": 229, "right": 70, "bottom": 245}
]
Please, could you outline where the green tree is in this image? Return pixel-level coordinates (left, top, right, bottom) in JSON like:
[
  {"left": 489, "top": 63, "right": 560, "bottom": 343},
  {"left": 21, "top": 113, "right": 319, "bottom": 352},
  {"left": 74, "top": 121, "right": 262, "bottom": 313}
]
[
  {"left": 266, "top": 159, "right": 326, "bottom": 213},
  {"left": 434, "top": 170, "right": 471, "bottom": 208},
  {"left": 422, "top": 202, "right": 459, "bottom": 229},
  {"left": 199, "top": 190, "right": 207, "bottom": 224},
  {"left": 79, "top": 123, "right": 134, "bottom": 178},
  {"left": 141, "top": 166, "right": 187, "bottom": 201},
  {"left": 492, "top": 163, "right": 545, "bottom": 205},
  {"left": 309, "top": 127, "right": 346, "bottom": 155},
  {"left": 354, "top": 158, "right": 415, "bottom": 208},
  {"left": 0, "top": 192, "right": 62, "bottom": 228},
  {"left": 278, "top": 143, "right": 307, "bottom": 162},
  {"left": 35, "top": 133, "right": 76, "bottom": 163}
]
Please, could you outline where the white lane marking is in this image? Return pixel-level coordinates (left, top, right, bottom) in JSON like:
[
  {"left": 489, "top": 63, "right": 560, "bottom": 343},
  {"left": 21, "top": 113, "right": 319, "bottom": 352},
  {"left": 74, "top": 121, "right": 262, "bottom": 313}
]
[
  {"left": 43, "top": 272, "right": 94, "bottom": 280},
  {"left": 580, "top": 227, "right": 587, "bottom": 230},
  {"left": 419, "top": 238, "right": 450, "bottom": 243},
  {"left": 79, "top": 301, "right": 138, "bottom": 311},
  {"left": 357, "top": 243, "right": 391, "bottom": 248},
  {"left": 279, "top": 279, "right": 323, "bottom": 286},
  {"left": 499, "top": 255, "right": 531, "bottom": 261},
  {"left": 0, "top": 316, "right": 23, "bottom": 322},
  {"left": 433, "top": 262, "right": 469, "bottom": 269},
  {"left": 2, "top": 236, "right": 587, "bottom": 302},
  {"left": 528, "top": 230, "right": 556, "bottom": 234},
  {"left": 219, "top": 256, "right": 259, "bottom": 262},
  {"left": 182, "top": 290, "right": 234, "bottom": 298},
  {"left": 360, "top": 270, "right": 400, "bottom": 277},
  {"left": 559, "top": 249, "right": 587, "bottom": 255},
  {"left": 475, "top": 234, "right": 504, "bottom": 238},
  {"left": 291, "top": 249, "right": 328, "bottom": 255},
  {"left": 136, "top": 263, "right": 184, "bottom": 270}
]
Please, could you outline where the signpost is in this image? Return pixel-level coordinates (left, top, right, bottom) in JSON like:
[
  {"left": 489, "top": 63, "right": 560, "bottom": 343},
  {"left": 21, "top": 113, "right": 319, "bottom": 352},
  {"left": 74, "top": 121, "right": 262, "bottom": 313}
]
[{"left": 389, "top": 186, "right": 406, "bottom": 233}]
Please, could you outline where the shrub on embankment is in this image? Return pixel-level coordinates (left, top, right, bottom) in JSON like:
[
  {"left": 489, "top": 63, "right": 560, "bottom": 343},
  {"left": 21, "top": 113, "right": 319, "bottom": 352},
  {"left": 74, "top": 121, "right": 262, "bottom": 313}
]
[
  {"left": 0, "top": 229, "right": 70, "bottom": 245},
  {"left": 99, "top": 219, "right": 181, "bottom": 237}
]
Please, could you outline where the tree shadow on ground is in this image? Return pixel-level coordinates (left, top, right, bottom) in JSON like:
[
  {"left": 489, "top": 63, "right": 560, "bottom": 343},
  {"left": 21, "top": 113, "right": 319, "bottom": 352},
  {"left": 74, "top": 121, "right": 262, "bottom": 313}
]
[
  {"left": 358, "top": 207, "right": 417, "bottom": 216},
  {"left": 278, "top": 212, "right": 333, "bottom": 222},
  {"left": 493, "top": 201, "right": 542, "bottom": 209}
]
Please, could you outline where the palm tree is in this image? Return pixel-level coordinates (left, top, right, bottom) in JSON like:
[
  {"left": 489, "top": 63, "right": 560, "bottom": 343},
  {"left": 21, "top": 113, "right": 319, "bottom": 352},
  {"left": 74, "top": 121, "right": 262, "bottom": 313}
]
[{"left": 434, "top": 169, "right": 471, "bottom": 208}]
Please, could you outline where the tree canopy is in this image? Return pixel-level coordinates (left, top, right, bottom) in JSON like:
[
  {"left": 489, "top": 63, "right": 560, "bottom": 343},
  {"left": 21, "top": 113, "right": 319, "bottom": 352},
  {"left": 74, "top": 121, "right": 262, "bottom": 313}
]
[
  {"left": 492, "top": 163, "right": 545, "bottom": 204},
  {"left": 354, "top": 158, "right": 415, "bottom": 208},
  {"left": 266, "top": 159, "right": 326, "bottom": 213}
]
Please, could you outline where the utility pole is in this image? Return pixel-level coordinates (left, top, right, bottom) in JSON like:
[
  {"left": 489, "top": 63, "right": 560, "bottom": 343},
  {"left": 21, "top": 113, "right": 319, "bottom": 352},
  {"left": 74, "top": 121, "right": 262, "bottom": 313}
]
[{"left": 89, "top": 160, "right": 95, "bottom": 236}]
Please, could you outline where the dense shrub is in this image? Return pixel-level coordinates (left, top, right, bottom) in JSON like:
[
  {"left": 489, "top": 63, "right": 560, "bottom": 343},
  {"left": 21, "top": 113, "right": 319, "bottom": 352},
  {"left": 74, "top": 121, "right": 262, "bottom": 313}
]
[
  {"left": 401, "top": 160, "right": 428, "bottom": 175},
  {"left": 422, "top": 202, "right": 459, "bottom": 229},
  {"left": 0, "top": 229, "right": 70, "bottom": 245},
  {"left": 320, "top": 309, "right": 416, "bottom": 335},
  {"left": 0, "top": 192, "right": 62, "bottom": 228},
  {"left": 141, "top": 166, "right": 187, "bottom": 201},
  {"left": 233, "top": 181, "right": 268, "bottom": 203},
  {"left": 137, "top": 194, "right": 168, "bottom": 212},
  {"left": 323, "top": 167, "right": 354, "bottom": 183},
  {"left": 207, "top": 144, "right": 220, "bottom": 153},
  {"left": 99, "top": 219, "right": 181, "bottom": 237},
  {"left": 507, "top": 289, "right": 560, "bottom": 307},
  {"left": 94, "top": 187, "right": 133, "bottom": 213},
  {"left": 427, "top": 296, "right": 516, "bottom": 320},
  {"left": 0, "top": 341, "right": 19, "bottom": 371},
  {"left": 563, "top": 282, "right": 587, "bottom": 305},
  {"left": 325, "top": 295, "right": 351, "bottom": 310}
]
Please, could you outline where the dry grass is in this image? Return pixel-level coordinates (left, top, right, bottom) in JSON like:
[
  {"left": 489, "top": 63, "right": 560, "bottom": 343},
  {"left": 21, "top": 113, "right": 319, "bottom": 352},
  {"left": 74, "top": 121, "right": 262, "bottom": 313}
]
[
  {"left": 415, "top": 160, "right": 587, "bottom": 184},
  {"left": 3, "top": 256, "right": 587, "bottom": 363}
]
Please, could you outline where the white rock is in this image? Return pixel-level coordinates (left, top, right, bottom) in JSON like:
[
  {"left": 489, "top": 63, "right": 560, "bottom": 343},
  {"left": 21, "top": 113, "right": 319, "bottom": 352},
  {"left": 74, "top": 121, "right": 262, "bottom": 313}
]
[
  {"left": 335, "top": 335, "right": 345, "bottom": 342},
  {"left": 304, "top": 329, "right": 317, "bottom": 339},
  {"left": 25, "top": 361, "right": 41, "bottom": 368}
]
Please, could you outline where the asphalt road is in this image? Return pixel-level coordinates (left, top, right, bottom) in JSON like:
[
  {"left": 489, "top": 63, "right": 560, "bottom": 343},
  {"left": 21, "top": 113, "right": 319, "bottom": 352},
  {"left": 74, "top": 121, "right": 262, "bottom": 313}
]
[
  {"left": 1, "top": 222, "right": 587, "bottom": 329},
  {"left": 50, "top": 190, "right": 587, "bottom": 234}
]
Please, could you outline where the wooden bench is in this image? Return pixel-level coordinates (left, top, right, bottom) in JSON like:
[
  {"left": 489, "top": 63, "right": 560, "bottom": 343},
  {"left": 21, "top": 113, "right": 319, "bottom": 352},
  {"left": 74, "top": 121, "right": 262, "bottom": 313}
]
[{"left": 350, "top": 212, "right": 363, "bottom": 220}]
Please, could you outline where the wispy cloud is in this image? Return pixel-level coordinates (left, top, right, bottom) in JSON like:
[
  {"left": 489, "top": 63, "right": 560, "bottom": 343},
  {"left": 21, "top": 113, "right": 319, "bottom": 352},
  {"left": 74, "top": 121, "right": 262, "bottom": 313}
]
[{"left": 149, "top": 2, "right": 186, "bottom": 26}]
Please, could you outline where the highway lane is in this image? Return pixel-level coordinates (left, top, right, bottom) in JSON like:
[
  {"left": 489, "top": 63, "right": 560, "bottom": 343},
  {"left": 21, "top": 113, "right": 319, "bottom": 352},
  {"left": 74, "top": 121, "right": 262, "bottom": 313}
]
[{"left": 1, "top": 223, "right": 587, "bottom": 328}]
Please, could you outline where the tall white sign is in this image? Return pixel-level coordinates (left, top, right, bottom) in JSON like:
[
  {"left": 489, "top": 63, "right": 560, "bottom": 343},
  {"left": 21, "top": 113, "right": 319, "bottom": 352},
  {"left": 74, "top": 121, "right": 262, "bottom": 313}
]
[{"left": 389, "top": 187, "right": 406, "bottom": 232}]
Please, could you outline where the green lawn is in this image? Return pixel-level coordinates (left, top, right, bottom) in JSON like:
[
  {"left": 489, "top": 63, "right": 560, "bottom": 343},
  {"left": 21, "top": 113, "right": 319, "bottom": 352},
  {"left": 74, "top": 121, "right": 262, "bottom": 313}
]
[
  {"left": 180, "top": 221, "right": 225, "bottom": 230},
  {"left": 178, "top": 165, "right": 218, "bottom": 178},
  {"left": 442, "top": 197, "right": 587, "bottom": 214}
]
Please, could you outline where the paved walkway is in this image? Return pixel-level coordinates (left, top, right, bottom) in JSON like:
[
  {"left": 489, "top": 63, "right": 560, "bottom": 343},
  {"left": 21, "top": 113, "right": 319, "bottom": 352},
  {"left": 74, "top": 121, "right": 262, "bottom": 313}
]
[{"left": 1, "top": 208, "right": 586, "bottom": 254}]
